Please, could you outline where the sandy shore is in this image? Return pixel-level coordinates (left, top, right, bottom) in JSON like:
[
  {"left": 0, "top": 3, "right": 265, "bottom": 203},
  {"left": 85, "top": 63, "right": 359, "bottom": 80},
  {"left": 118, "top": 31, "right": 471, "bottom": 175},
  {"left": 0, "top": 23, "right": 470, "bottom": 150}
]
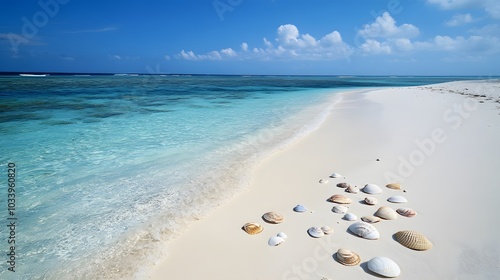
[{"left": 149, "top": 80, "right": 500, "bottom": 279}]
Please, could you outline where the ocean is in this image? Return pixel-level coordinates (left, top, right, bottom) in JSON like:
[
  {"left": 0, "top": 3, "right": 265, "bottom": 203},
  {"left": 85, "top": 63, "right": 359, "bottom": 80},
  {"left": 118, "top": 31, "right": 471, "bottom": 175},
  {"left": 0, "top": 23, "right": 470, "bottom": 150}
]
[{"left": 0, "top": 75, "right": 483, "bottom": 279}]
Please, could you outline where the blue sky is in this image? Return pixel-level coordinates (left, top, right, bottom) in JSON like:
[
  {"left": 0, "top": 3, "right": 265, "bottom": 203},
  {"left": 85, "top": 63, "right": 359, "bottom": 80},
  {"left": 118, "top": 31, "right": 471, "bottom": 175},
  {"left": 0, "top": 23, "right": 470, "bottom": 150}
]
[{"left": 0, "top": 0, "right": 499, "bottom": 75}]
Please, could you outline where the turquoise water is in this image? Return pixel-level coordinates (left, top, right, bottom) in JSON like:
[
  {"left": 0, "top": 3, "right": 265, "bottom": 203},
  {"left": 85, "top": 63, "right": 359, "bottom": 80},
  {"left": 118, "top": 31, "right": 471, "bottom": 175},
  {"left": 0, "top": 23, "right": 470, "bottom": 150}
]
[{"left": 0, "top": 75, "right": 482, "bottom": 279}]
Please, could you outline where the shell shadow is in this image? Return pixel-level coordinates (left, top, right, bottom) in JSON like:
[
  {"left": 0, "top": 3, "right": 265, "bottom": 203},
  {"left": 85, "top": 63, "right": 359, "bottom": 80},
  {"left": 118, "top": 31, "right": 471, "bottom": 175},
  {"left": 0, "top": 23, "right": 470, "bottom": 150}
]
[
  {"left": 331, "top": 252, "right": 340, "bottom": 264},
  {"left": 360, "top": 261, "right": 387, "bottom": 278},
  {"left": 358, "top": 199, "right": 370, "bottom": 205}
]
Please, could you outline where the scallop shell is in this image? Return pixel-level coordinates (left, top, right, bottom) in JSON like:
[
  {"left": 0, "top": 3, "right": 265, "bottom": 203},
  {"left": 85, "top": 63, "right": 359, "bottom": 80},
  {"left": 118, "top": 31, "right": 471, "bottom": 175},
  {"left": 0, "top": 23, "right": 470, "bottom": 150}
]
[
  {"left": 262, "top": 212, "right": 284, "bottom": 224},
  {"left": 293, "top": 204, "right": 307, "bottom": 213},
  {"left": 332, "top": 205, "right": 349, "bottom": 214},
  {"left": 362, "top": 183, "right": 382, "bottom": 194},
  {"left": 374, "top": 206, "right": 398, "bottom": 220},
  {"left": 367, "top": 256, "right": 401, "bottom": 278},
  {"left": 394, "top": 230, "right": 432, "bottom": 251},
  {"left": 343, "top": 212, "right": 357, "bottom": 221},
  {"left": 268, "top": 235, "right": 285, "bottom": 246},
  {"left": 386, "top": 183, "right": 402, "bottom": 190},
  {"left": 242, "top": 223, "right": 263, "bottom": 235},
  {"left": 345, "top": 185, "right": 359, "bottom": 194},
  {"left": 361, "top": 215, "right": 381, "bottom": 223},
  {"left": 336, "top": 248, "right": 361, "bottom": 266},
  {"left": 321, "top": 226, "right": 334, "bottom": 235},
  {"left": 387, "top": 195, "right": 408, "bottom": 203},
  {"left": 396, "top": 208, "right": 417, "bottom": 218},
  {"left": 330, "top": 172, "right": 342, "bottom": 178},
  {"left": 348, "top": 221, "right": 380, "bottom": 240},
  {"left": 364, "top": 196, "right": 379, "bottom": 205},
  {"left": 308, "top": 226, "right": 325, "bottom": 238},
  {"left": 328, "top": 194, "right": 352, "bottom": 204},
  {"left": 277, "top": 232, "right": 288, "bottom": 239},
  {"left": 336, "top": 182, "right": 350, "bottom": 188},
  {"left": 319, "top": 179, "right": 329, "bottom": 184}
]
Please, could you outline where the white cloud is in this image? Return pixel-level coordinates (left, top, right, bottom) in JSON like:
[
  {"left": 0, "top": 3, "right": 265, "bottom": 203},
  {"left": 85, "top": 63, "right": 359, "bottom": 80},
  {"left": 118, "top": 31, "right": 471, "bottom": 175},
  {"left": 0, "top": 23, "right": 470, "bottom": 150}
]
[
  {"left": 221, "top": 48, "right": 236, "bottom": 57},
  {"left": 427, "top": 0, "right": 500, "bottom": 19},
  {"left": 241, "top": 42, "right": 248, "bottom": 51},
  {"left": 446, "top": 13, "right": 474, "bottom": 26},
  {"left": 360, "top": 39, "right": 392, "bottom": 54},
  {"left": 164, "top": 55, "right": 171, "bottom": 60},
  {"left": 357, "top": 12, "right": 419, "bottom": 39}
]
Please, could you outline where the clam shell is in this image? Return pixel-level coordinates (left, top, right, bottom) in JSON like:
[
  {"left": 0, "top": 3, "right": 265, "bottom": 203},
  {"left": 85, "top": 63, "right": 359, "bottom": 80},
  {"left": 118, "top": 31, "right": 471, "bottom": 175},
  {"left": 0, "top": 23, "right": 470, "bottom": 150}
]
[
  {"left": 364, "top": 196, "right": 379, "bottom": 205},
  {"left": 308, "top": 226, "right": 325, "bottom": 238},
  {"left": 277, "top": 232, "right": 288, "bottom": 239},
  {"left": 336, "top": 182, "right": 350, "bottom": 188},
  {"left": 268, "top": 235, "right": 285, "bottom": 246},
  {"left": 343, "top": 212, "right": 357, "bottom": 221},
  {"left": 332, "top": 205, "right": 349, "bottom": 214},
  {"left": 387, "top": 195, "right": 408, "bottom": 203},
  {"left": 396, "top": 207, "right": 417, "bottom": 218},
  {"left": 336, "top": 248, "right": 361, "bottom": 266},
  {"left": 367, "top": 256, "right": 401, "bottom": 278},
  {"left": 362, "top": 183, "right": 382, "bottom": 194},
  {"left": 386, "top": 183, "right": 402, "bottom": 190},
  {"left": 361, "top": 215, "right": 381, "bottom": 223},
  {"left": 321, "top": 226, "right": 334, "bottom": 235},
  {"left": 319, "top": 179, "right": 329, "bottom": 184},
  {"left": 328, "top": 194, "right": 352, "bottom": 204},
  {"left": 394, "top": 230, "right": 432, "bottom": 251},
  {"left": 330, "top": 172, "right": 342, "bottom": 178},
  {"left": 242, "top": 223, "right": 264, "bottom": 235},
  {"left": 348, "top": 221, "right": 380, "bottom": 240},
  {"left": 345, "top": 185, "right": 359, "bottom": 194},
  {"left": 293, "top": 204, "right": 307, "bottom": 213},
  {"left": 374, "top": 206, "right": 398, "bottom": 220},
  {"left": 262, "top": 212, "right": 284, "bottom": 224}
]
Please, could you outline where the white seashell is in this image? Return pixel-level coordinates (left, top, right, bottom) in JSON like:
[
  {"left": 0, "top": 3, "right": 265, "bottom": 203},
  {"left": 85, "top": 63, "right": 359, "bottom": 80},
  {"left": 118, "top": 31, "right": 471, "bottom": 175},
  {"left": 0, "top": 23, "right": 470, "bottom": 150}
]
[
  {"left": 396, "top": 208, "right": 417, "bottom": 218},
  {"left": 321, "top": 226, "right": 334, "bottom": 235},
  {"left": 362, "top": 184, "right": 382, "bottom": 194},
  {"left": 387, "top": 195, "right": 408, "bottom": 203},
  {"left": 345, "top": 185, "right": 359, "bottom": 194},
  {"left": 319, "top": 179, "right": 329, "bottom": 184},
  {"left": 308, "top": 226, "right": 325, "bottom": 238},
  {"left": 374, "top": 206, "right": 398, "bottom": 220},
  {"left": 268, "top": 235, "right": 285, "bottom": 246},
  {"left": 367, "top": 256, "right": 401, "bottom": 278},
  {"left": 293, "top": 204, "right": 307, "bottom": 213},
  {"left": 348, "top": 221, "right": 380, "bottom": 240},
  {"left": 330, "top": 172, "right": 342, "bottom": 178},
  {"left": 361, "top": 215, "right": 381, "bottom": 223},
  {"left": 343, "top": 212, "right": 357, "bottom": 221},
  {"left": 277, "top": 232, "right": 288, "bottom": 239},
  {"left": 364, "top": 196, "right": 379, "bottom": 205},
  {"left": 332, "top": 205, "right": 349, "bottom": 214}
]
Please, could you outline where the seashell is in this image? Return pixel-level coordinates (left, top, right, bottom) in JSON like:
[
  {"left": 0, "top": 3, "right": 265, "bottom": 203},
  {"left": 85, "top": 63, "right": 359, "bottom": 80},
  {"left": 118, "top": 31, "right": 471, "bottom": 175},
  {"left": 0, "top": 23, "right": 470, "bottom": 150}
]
[
  {"left": 396, "top": 208, "right": 417, "bottom": 218},
  {"left": 348, "top": 221, "right": 380, "bottom": 240},
  {"left": 361, "top": 216, "right": 381, "bottom": 223},
  {"left": 330, "top": 172, "right": 342, "bottom": 178},
  {"left": 367, "top": 256, "right": 401, "bottom": 278},
  {"left": 319, "top": 179, "right": 329, "bottom": 184},
  {"left": 343, "top": 212, "right": 357, "bottom": 221},
  {"left": 293, "top": 204, "right": 307, "bottom": 213},
  {"left": 336, "top": 248, "right": 361, "bottom": 266},
  {"left": 332, "top": 205, "right": 349, "bottom": 214},
  {"left": 328, "top": 194, "right": 352, "bottom": 204},
  {"left": 374, "top": 206, "right": 398, "bottom": 220},
  {"left": 362, "top": 183, "right": 382, "bottom": 194},
  {"left": 307, "top": 226, "right": 325, "bottom": 238},
  {"left": 386, "top": 183, "right": 402, "bottom": 190},
  {"left": 242, "top": 223, "right": 263, "bottom": 235},
  {"left": 364, "top": 196, "right": 379, "bottom": 205},
  {"left": 262, "top": 212, "right": 284, "bottom": 224},
  {"left": 336, "top": 182, "right": 350, "bottom": 188},
  {"left": 387, "top": 195, "right": 408, "bottom": 203},
  {"left": 394, "top": 230, "right": 432, "bottom": 251},
  {"left": 321, "top": 226, "right": 334, "bottom": 235},
  {"left": 277, "top": 232, "right": 288, "bottom": 239},
  {"left": 345, "top": 185, "right": 359, "bottom": 194},
  {"left": 268, "top": 235, "right": 285, "bottom": 246}
]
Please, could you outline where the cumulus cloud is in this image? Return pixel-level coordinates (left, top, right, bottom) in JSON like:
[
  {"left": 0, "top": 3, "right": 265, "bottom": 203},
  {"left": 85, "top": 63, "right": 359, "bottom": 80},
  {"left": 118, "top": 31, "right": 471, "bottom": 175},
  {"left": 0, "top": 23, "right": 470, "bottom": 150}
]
[
  {"left": 241, "top": 42, "right": 248, "bottom": 51},
  {"left": 360, "top": 39, "right": 392, "bottom": 54},
  {"left": 357, "top": 12, "right": 419, "bottom": 39},
  {"left": 446, "top": 13, "right": 474, "bottom": 26},
  {"left": 428, "top": 0, "right": 500, "bottom": 19}
]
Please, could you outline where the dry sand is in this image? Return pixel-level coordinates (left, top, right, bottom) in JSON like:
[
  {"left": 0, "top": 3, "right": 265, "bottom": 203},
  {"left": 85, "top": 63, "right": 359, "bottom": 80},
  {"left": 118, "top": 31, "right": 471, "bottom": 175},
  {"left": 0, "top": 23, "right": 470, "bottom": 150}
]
[{"left": 149, "top": 80, "right": 500, "bottom": 280}]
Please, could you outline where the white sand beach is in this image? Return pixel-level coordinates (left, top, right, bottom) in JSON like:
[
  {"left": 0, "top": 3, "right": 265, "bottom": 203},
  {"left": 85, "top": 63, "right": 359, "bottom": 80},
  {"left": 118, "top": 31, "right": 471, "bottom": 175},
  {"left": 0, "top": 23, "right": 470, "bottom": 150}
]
[{"left": 149, "top": 80, "right": 500, "bottom": 279}]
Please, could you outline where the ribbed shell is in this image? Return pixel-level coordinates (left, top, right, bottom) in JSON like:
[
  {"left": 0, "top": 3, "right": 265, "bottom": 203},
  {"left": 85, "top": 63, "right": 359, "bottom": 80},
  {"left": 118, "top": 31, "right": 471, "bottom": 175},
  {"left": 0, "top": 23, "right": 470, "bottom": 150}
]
[
  {"left": 345, "top": 185, "right": 359, "bottom": 194},
  {"left": 332, "top": 205, "right": 349, "bottom": 214},
  {"left": 396, "top": 208, "right": 417, "bottom": 218},
  {"left": 364, "top": 196, "right": 379, "bottom": 205},
  {"left": 374, "top": 206, "right": 398, "bottom": 220},
  {"left": 348, "top": 221, "right": 380, "bottom": 240},
  {"left": 394, "top": 230, "right": 432, "bottom": 251},
  {"left": 328, "top": 194, "right": 352, "bottom": 204},
  {"left": 386, "top": 183, "right": 402, "bottom": 190},
  {"left": 367, "top": 256, "right": 401, "bottom": 278},
  {"left": 336, "top": 248, "right": 361, "bottom": 266},
  {"left": 336, "top": 182, "right": 350, "bottom": 188},
  {"left": 362, "top": 184, "right": 383, "bottom": 194},
  {"left": 361, "top": 216, "right": 381, "bottom": 223},
  {"left": 262, "top": 212, "right": 284, "bottom": 224},
  {"left": 308, "top": 226, "right": 325, "bottom": 238},
  {"left": 242, "top": 223, "right": 263, "bottom": 235}
]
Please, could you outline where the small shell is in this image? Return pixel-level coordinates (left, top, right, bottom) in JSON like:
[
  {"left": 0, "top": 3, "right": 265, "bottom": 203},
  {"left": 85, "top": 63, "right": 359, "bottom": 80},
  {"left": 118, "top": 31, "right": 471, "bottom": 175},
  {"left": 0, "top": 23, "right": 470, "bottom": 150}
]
[
  {"left": 343, "top": 213, "right": 357, "bottom": 221},
  {"left": 374, "top": 206, "right": 398, "bottom": 220},
  {"left": 336, "top": 182, "right": 350, "bottom": 188},
  {"left": 308, "top": 226, "right": 325, "bottom": 238},
  {"left": 321, "top": 226, "right": 334, "bottom": 235},
  {"left": 330, "top": 172, "right": 342, "bottom": 178},
  {"left": 361, "top": 216, "right": 381, "bottom": 223},
  {"left": 293, "top": 204, "right": 307, "bottom": 213},
  {"left": 262, "top": 212, "right": 284, "bottom": 224},
  {"left": 394, "top": 230, "right": 432, "bottom": 251},
  {"left": 367, "top": 256, "right": 401, "bottom": 278},
  {"left": 387, "top": 195, "right": 408, "bottom": 203},
  {"left": 277, "top": 232, "right": 288, "bottom": 239},
  {"left": 396, "top": 208, "right": 417, "bottom": 218},
  {"left": 332, "top": 205, "right": 349, "bottom": 214},
  {"left": 268, "top": 235, "right": 285, "bottom": 246},
  {"left": 345, "top": 185, "right": 359, "bottom": 194},
  {"left": 319, "top": 179, "right": 329, "bottom": 184},
  {"left": 386, "top": 183, "right": 402, "bottom": 190},
  {"left": 328, "top": 194, "right": 352, "bottom": 204},
  {"left": 242, "top": 223, "right": 263, "bottom": 235},
  {"left": 362, "top": 184, "right": 383, "bottom": 194},
  {"left": 348, "top": 221, "right": 380, "bottom": 240},
  {"left": 364, "top": 196, "right": 379, "bottom": 205},
  {"left": 336, "top": 248, "right": 361, "bottom": 266}
]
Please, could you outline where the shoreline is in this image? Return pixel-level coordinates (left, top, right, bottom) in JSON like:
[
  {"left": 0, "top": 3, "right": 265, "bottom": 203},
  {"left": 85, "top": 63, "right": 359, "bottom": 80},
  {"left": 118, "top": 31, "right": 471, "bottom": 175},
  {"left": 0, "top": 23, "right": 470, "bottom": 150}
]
[{"left": 149, "top": 80, "right": 500, "bottom": 279}]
